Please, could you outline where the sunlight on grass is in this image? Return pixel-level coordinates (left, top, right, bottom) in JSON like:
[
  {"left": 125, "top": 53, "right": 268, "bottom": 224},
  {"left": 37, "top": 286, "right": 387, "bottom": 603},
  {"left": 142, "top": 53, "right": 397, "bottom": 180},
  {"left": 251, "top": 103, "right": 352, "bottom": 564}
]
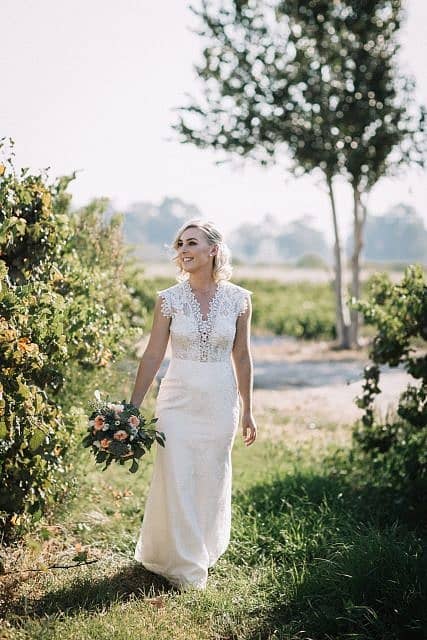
[{"left": 2, "top": 369, "right": 426, "bottom": 640}]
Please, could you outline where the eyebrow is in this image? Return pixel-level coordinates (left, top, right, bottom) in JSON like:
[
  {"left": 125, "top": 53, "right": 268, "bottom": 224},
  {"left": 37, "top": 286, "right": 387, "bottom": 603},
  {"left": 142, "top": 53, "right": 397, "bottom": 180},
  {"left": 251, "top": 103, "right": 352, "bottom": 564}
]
[{"left": 178, "top": 237, "right": 198, "bottom": 242}]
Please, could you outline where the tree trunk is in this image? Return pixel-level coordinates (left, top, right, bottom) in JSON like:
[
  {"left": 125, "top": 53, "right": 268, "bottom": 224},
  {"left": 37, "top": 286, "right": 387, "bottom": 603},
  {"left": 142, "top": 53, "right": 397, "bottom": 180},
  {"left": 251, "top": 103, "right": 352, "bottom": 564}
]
[
  {"left": 327, "top": 176, "right": 351, "bottom": 348},
  {"left": 350, "top": 184, "right": 367, "bottom": 348}
]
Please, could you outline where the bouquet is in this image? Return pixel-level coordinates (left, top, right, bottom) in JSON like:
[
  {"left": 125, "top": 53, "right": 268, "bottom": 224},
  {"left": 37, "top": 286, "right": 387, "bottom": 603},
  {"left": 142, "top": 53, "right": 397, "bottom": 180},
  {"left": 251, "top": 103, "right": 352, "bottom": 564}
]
[{"left": 82, "top": 390, "right": 166, "bottom": 473}]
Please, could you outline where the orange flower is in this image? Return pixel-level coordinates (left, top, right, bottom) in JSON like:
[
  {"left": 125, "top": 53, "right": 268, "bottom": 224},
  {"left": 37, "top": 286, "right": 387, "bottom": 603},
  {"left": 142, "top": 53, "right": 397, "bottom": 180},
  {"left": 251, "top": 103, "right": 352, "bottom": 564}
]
[
  {"left": 94, "top": 415, "right": 105, "bottom": 430},
  {"left": 114, "top": 430, "right": 128, "bottom": 441},
  {"left": 17, "top": 337, "right": 30, "bottom": 351},
  {"left": 100, "top": 438, "right": 112, "bottom": 449}
]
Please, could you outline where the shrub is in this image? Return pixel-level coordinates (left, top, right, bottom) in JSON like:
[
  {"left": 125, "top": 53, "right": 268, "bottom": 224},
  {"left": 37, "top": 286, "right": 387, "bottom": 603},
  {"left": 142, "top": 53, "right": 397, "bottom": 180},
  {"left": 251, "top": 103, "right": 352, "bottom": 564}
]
[
  {"left": 0, "top": 144, "right": 137, "bottom": 539},
  {"left": 352, "top": 265, "right": 427, "bottom": 511}
]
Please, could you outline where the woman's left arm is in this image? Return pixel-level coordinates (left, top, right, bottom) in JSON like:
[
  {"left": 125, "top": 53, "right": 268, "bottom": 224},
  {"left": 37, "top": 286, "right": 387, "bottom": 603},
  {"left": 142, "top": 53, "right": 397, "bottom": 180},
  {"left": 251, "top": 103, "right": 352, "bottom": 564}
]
[{"left": 232, "top": 296, "right": 257, "bottom": 446}]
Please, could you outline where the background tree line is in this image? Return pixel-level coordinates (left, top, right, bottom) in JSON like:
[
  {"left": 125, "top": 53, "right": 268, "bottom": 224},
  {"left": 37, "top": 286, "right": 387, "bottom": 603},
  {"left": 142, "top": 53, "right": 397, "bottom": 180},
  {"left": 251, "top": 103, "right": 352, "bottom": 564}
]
[{"left": 118, "top": 196, "right": 427, "bottom": 266}]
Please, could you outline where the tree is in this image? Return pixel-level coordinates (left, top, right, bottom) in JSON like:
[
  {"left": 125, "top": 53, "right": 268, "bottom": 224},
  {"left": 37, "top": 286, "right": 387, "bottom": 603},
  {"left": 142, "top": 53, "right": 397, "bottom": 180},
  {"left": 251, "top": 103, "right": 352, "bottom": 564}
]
[
  {"left": 174, "top": 0, "right": 425, "bottom": 347},
  {"left": 122, "top": 197, "right": 203, "bottom": 259},
  {"left": 228, "top": 213, "right": 330, "bottom": 263},
  {"left": 350, "top": 203, "right": 427, "bottom": 263}
]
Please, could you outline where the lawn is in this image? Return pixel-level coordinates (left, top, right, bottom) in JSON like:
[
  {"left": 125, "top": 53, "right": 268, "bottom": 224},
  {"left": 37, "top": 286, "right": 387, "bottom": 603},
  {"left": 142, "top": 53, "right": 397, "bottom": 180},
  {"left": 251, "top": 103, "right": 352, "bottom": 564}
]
[{"left": 1, "top": 353, "right": 426, "bottom": 640}]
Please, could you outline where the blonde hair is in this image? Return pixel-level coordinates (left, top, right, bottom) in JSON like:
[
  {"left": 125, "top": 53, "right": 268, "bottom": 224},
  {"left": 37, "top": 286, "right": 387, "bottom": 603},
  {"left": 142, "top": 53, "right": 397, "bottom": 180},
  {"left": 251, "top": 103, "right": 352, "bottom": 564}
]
[{"left": 170, "top": 219, "right": 233, "bottom": 282}]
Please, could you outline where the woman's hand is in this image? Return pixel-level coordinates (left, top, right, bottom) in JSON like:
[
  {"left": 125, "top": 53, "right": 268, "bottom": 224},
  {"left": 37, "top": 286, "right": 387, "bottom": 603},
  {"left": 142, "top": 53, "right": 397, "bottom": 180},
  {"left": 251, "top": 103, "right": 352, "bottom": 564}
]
[{"left": 242, "top": 412, "right": 257, "bottom": 446}]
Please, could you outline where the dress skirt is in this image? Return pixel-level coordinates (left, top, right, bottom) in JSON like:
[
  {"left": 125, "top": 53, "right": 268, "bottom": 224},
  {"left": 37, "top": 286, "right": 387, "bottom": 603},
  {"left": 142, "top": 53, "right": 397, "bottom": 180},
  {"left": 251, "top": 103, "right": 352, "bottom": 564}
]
[{"left": 134, "top": 357, "right": 240, "bottom": 590}]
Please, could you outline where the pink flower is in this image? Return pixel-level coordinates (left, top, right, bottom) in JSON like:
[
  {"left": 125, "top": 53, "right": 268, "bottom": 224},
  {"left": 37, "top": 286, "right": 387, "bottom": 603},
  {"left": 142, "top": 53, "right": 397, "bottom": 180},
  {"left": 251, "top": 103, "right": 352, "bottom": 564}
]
[
  {"left": 128, "top": 415, "right": 140, "bottom": 428},
  {"left": 94, "top": 415, "right": 105, "bottom": 430},
  {"left": 100, "top": 438, "right": 112, "bottom": 449},
  {"left": 114, "top": 430, "right": 129, "bottom": 441}
]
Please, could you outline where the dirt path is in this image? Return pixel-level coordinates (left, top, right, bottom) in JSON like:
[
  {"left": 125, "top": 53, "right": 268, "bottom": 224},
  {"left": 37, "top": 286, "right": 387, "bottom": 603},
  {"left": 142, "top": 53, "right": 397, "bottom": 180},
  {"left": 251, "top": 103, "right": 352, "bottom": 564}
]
[{"left": 250, "top": 337, "right": 417, "bottom": 445}]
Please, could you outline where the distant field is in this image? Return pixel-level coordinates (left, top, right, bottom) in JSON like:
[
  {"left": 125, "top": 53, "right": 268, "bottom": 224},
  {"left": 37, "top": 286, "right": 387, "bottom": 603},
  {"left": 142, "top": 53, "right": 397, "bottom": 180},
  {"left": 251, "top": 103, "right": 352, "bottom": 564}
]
[{"left": 140, "top": 261, "right": 419, "bottom": 283}]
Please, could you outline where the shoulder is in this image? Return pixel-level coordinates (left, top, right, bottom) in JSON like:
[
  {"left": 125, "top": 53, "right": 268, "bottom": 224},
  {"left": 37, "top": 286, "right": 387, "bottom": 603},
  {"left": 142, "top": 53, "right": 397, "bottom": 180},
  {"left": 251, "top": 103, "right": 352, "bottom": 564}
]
[
  {"left": 157, "top": 281, "right": 183, "bottom": 297},
  {"left": 156, "top": 281, "right": 184, "bottom": 318},
  {"left": 221, "top": 281, "right": 253, "bottom": 316},
  {"left": 222, "top": 281, "right": 253, "bottom": 296}
]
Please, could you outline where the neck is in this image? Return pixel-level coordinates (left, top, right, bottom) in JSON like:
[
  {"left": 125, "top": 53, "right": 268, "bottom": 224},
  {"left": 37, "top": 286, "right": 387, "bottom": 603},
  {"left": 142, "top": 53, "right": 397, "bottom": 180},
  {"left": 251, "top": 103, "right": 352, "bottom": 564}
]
[{"left": 188, "top": 273, "right": 216, "bottom": 292}]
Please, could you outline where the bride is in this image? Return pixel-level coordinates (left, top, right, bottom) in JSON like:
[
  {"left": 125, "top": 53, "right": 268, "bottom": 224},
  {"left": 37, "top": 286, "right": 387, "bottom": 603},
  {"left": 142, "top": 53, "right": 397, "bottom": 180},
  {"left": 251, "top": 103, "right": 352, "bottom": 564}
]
[{"left": 131, "top": 219, "right": 257, "bottom": 591}]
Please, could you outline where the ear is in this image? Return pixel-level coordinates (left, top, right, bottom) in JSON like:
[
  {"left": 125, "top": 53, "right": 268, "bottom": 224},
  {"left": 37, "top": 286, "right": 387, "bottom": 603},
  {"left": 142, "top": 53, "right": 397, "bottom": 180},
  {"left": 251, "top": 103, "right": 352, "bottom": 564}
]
[{"left": 210, "top": 245, "right": 219, "bottom": 256}]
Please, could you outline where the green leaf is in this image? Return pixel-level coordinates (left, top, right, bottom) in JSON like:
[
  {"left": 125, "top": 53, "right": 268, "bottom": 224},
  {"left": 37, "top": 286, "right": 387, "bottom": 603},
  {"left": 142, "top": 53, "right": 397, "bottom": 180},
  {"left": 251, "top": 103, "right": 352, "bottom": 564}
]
[
  {"left": 82, "top": 435, "right": 93, "bottom": 447},
  {"left": 155, "top": 433, "right": 166, "bottom": 447},
  {"left": 129, "top": 459, "right": 139, "bottom": 473},
  {"left": 96, "top": 451, "right": 108, "bottom": 463},
  {"left": 0, "top": 420, "right": 7, "bottom": 439},
  {"left": 29, "top": 429, "right": 45, "bottom": 452},
  {"left": 133, "top": 446, "right": 146, "bottom": 459}
]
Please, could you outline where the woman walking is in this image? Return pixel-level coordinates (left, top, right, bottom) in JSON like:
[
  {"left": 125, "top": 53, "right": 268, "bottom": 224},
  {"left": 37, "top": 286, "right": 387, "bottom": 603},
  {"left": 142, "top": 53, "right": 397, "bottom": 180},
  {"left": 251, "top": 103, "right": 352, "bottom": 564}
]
[{"left": 131, "top": 219, "right": 257, "bottom": 590}]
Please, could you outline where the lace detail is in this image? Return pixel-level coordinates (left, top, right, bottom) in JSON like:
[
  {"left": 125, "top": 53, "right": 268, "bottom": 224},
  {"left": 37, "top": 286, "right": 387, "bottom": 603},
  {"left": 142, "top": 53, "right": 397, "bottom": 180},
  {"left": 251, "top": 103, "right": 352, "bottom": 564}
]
[
  {"left": 184, "top": 280, "right": 222, "bottom": 362},
  {"left": 235, "top": 290, "right": 251, "bottom": 317},
  {"left": 157, "top": 289, "right": 173, "bottom": 318},
  {"left": 156, "top": 280, "right": 252, "bottom": 362}
]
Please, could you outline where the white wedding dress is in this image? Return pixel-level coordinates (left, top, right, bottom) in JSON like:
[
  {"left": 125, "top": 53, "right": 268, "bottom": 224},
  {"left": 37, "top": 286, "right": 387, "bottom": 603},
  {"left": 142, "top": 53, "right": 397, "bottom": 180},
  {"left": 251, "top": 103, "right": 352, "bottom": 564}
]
[{"left": 134, "top": 278, "right": 252, "bottom": 590}]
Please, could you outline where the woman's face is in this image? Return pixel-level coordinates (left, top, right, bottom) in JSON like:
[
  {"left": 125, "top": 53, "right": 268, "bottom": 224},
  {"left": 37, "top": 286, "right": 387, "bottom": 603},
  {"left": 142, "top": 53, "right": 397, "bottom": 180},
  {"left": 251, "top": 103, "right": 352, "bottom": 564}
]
[{"left": 176, "top": 227, "right": 216, "bottom": 274}]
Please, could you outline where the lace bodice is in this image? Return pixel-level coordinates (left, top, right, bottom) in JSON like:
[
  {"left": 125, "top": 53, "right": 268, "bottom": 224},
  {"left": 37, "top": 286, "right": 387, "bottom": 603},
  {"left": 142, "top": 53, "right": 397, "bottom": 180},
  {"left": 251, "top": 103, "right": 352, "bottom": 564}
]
[{"left": 157, "top": 279, "right": 252, "bottom": 362}]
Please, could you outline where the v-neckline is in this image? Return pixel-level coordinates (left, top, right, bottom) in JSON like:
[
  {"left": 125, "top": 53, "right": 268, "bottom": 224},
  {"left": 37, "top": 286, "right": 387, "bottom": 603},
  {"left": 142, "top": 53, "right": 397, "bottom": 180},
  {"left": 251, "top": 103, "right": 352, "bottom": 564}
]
[{"left": 185, "top": 279, "right": 222, "bottom": 323}]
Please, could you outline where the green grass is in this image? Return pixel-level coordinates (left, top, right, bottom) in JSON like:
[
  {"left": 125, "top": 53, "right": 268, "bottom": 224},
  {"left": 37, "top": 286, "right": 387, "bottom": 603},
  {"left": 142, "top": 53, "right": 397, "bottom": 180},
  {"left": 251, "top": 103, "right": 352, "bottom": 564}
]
[{"left": 2, "top": 419, "right": 426, "bottom": 640}]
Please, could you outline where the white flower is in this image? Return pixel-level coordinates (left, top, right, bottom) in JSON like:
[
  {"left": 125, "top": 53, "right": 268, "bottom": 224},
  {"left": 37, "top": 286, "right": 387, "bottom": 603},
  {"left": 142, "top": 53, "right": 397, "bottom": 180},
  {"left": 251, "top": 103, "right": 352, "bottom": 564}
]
[
  {"left": 89, "top": 420, "right": 95, "bottom": 427},
  {"left": 93, "top": 441, "right": 101, "bottom": 448},
  {"left": 107, "top": 403, "right": 124, "bottom": 413},
  {"left": 102, "top": 424, "right": 109, "bottom": 431}
]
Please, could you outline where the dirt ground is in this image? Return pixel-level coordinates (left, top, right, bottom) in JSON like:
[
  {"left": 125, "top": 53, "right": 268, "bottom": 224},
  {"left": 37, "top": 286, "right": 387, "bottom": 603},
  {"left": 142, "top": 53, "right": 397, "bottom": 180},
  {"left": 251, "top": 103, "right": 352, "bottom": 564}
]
[{"left": 250, "top": 337, "right": 417, "bottom": 446}]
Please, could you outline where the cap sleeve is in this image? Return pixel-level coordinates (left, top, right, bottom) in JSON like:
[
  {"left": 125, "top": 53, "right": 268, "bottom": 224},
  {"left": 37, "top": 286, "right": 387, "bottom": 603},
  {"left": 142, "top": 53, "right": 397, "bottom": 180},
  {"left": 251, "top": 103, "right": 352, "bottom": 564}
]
[
  {"left": 236, "top": 287, "right": 253, "bottom": 317},
  {"left": 157, "top": 289, "right": 173, "bottom": 318}
]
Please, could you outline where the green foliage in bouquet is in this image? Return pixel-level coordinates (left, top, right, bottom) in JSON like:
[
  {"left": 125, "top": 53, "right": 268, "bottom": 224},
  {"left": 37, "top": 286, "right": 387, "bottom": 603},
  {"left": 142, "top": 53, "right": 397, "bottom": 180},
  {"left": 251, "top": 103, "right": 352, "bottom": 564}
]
[
  {"left": 352, "top": 265, "right": 427, "bottom": 513},
  {"left": 0, "top": 140, "right": 139, "bottom": 539},
  {"left": 82, "top": 392, "right": 165, "bottom": 474}
]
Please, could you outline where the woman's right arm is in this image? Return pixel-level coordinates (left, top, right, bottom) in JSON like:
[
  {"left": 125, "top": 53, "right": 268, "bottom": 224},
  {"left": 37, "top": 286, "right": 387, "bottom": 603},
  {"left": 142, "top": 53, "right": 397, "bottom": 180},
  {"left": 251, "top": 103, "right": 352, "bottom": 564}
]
[{"left": 130, "top": 296, "right": 171, "bottom": 409}]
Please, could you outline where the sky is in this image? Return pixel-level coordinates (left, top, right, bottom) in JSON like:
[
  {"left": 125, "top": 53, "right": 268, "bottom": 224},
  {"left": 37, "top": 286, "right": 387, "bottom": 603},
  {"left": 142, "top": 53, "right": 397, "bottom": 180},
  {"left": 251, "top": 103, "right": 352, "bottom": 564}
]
[{"left": 1, "top": 0, "right": 427, "bottom": 245}]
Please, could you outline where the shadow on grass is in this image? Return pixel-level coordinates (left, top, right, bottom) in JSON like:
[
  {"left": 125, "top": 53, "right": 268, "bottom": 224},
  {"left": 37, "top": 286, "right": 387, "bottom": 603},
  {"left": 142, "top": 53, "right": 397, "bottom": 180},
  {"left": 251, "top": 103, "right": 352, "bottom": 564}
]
[
  {"left": 9, "top": 562, "right": 179, "bottom": 623},
  {"left": 8, "top": 468, "right": 426, "bottom": 639},
  {"left": 229, "top": 472, "right": 427, "bottom": 640}
]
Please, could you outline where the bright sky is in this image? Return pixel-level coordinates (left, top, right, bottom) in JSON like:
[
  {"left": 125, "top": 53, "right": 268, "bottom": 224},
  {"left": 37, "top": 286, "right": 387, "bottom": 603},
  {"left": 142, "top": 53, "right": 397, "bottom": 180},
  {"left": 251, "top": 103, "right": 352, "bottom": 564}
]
[{"left": 1, "top": 0, "right": 426, "bottom": 244}]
